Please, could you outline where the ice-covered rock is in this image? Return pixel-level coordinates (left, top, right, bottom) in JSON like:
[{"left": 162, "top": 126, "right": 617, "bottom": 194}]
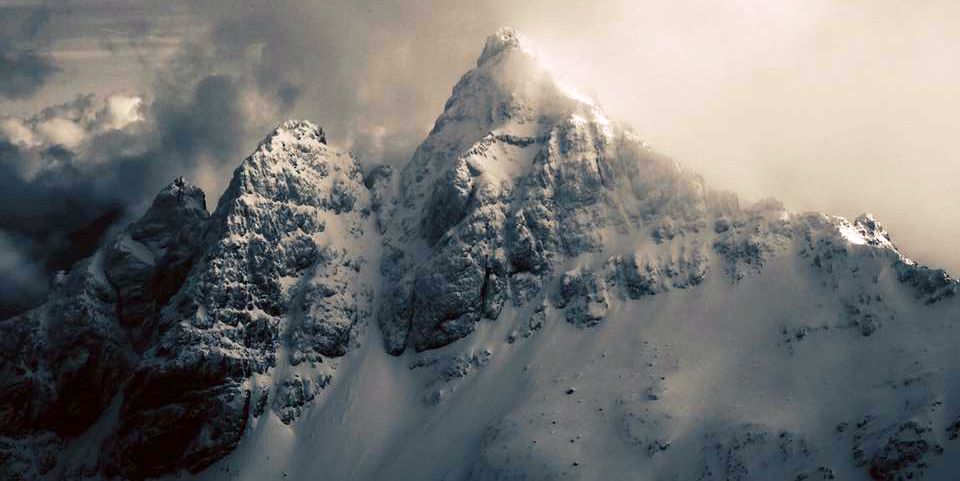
[
  {"left": 101, "top": 120, "right": 377, "bottom": 477},
  {"left": 378, "top": 28, "right": 708, "bottom": 353},
  {"left": 608, "top": 246, "right": 709, "bottom": 298},
  {"left": 104, "top": 177, "right": 209, "bottom": 346},
  {"left": 556, "top": 268, "right": 609, "bottom": 327},
  {"left": 0, "top": 178, "right": 209, "bottom": 480}
]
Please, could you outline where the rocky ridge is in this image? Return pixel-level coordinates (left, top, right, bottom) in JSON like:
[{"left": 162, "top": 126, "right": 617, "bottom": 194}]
[{"left": 1, "top": 120, "right": 380, "bottom": 479}]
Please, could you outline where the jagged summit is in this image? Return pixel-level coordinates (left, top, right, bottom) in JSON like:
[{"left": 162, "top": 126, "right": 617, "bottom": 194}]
[
  {"left": 213, "top": 119, "right": 347, "bottom": 213},
  {"left": 430, "top": 27, "right": 588, "bottom": 142},
  {"left": 153, "top": 175, "right": 207, "bottom": 214},
  {"left": 252, "top": 119, "right": 327, "bottom": 157},
  {"left": 477, "top": 27, "right": 530, "bottom": 66},
  {"left": 403, "top": 28, "right": 613, "bottom": 210},
  {"left": 250, "top": 120, "right": 330, "bottom": 165},
  {"left": 274, "top": 119, "right": 326, "bottom": 142},
  {"left": 95, "top": 116, "right": 376, "bottom": 477},
  {"left": 839, "top": 212, "right": 897, "bottom": 249},
  {"left": 379, "top": 28, "right": 710, "bottom": 353}
]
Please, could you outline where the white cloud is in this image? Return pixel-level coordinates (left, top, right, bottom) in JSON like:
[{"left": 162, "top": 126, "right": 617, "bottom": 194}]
[
  {"left": 36, "top": 116, "right": 86, "bottom": 148},
  {"left": 0, "top": 117, "right": 37, "bottom": 146},
  {"left": 101, "top": 94, "right": 144, "bottom": 130},
  {"left": 0, "top": 92, "right": 147, "bottom": 178}
]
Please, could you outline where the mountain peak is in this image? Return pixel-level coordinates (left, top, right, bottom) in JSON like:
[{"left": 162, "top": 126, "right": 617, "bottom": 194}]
[
  {"left": 237, "top": 119, "right": 330, "bottom": 175},
  {"left": 153, "top": 176, "right": 206, "bottom": 214},
  {"left": 424, "top": 28, "right": 585, "bottom": 148},
  {"left": 477, "top": 27, "right": 530, "bottom": 66},
  {"left": 271, "top": 119, "right": 327, "bottom": 144},
  {"left": 8, "top": 29, "right": 960, "bottom": 481},
  {"left": 845, "top": 212, "right": 895, "bottom": 249}
]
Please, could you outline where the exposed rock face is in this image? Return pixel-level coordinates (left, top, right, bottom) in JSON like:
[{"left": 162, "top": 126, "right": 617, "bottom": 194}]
[
  {"left": 0, "top": 177, "right": 209, "bottom": 480},
  {"left": 270, "top": 374, "right": 313, "bottom": 424},
  {"left": 1, "top": 120, "right": 379, "bottom": 479},
  {"left": 609, "top": 246, "right": 709, "bottom": 298},
  {"left": 0, "top": 431, "right": 62, "bottom": 481},
  {"left": 104, "top": 177, "right": 209, "bottom": 346},
  {"left": 556, "top": 268, "right": 609, "bottom": 328},
  {"left": 0, "top": 258, "right": 125, "bottom": 481},
  {"left": 378, "top": 27, "right": 709, "bottom": 354},
  {"left": 102, "top": 120, "right": 376, "bottom": 478},
  {"left": 864, "top": 421, "right": 944, "bottom": 481}
]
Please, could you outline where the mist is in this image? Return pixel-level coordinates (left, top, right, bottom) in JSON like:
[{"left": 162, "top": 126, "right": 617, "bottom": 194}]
[
  {"left": 187, "top": 0, "right": 960, "bottom": 274},
  {"left": 1, "top": 0, "right": 958, "bottom": 295}
]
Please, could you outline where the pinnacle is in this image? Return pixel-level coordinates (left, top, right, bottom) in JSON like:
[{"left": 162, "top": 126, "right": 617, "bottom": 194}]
[
  {"left": 272, "top": 119, "right": 327, "bottom": 144},
  {"left": 477, "top": 27, "right": 530, "bottom": 66}
]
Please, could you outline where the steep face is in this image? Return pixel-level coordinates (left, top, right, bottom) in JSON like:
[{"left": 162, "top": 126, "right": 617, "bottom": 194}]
[
  {"left": 0, "top": 120, "right": 384, "bottom": 480},
  {"left": 380, "top": 28, "right": 709, "bottom": 353},
  {"left": 0, "top": 177, "right": 209, "bottom": 480},
  {"left": 349, "top": 31, "right": 957, "bottom": 481},
  {"left": 379, "top": 29, "right": 957, "bottom": 357},
  {"left": 102, "top": 120, "right": 379, "bottom": 478},
  {"left": 104, "top": 177, "right": 209, "bottom": 347}
]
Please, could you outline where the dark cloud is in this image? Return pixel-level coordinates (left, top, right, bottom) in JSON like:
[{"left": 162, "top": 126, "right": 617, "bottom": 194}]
[
  {"left": 154, "top": 75, "right": 246, "bottom": 164},
  {"left": 0, "top": 50, "right": 60, "bottom": 100},
  {"left": 0, "top": 230, "right": 48, "bottom": 319},
  {"left": 0, "top": 0, "right": 473, "bottom": 318},
  {"left": 0, "top": 1, "right": 59, "bottom": 100},
  {"left": 187, "top": 0, "right": 499, "bottom": 167},
  {"left": 0, "top": 58, "right": 283, "bottom": 319}
]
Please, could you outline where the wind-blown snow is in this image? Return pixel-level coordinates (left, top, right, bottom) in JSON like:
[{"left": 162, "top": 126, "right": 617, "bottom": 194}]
[{"left": 178, "top": 30, "right": 960, "bottom": 481}]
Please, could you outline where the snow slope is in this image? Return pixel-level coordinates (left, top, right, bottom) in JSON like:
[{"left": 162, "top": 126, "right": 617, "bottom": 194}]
[
  {"left": 184, "top": 28, "right": 960, "bottom": 481},
  {"left": 183, "top": 225, "right": 960, "bottom": 481}
]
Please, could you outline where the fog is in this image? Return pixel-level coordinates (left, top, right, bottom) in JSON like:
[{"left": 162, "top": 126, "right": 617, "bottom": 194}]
[
  {"left": 1, "top": 0, "right": 958, "bottom": 311},
  {"left": 205, "top": 0, "right": 960, "bottom": 274}
]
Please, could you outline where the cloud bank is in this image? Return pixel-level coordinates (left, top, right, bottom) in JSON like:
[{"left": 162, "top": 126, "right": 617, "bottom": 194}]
[{"left": 0, "top": 1, "right": 60, "bottom": 100}]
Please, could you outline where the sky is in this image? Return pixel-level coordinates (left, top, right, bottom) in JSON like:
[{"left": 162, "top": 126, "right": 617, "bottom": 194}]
[{"left": 1, "top": 0, "right": 958, "bottom": 316}]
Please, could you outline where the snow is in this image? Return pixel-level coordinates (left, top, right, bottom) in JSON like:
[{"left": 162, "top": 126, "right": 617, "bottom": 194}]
[
  {"left": 478, "top": 27, "right": 532, "bottom": 66},
  {"left": 183, "top": 241, "right": 960, "bottom": 480},
  {"left": 834, "top": 214, "right": 899, "bottom": 252},
  {"left": 113, "top": 233, "right": 157, "bottom": 265},
  {"left": 177, "top": 29, "right": 960, "bottom": 480},
  {"left": 838, "top": 221, "right": 869, "bottom": 245}
]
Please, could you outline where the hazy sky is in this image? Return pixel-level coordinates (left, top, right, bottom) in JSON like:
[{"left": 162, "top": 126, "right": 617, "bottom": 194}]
[{"left": 1, "top": 0, "right": 958, "bottom": 313}]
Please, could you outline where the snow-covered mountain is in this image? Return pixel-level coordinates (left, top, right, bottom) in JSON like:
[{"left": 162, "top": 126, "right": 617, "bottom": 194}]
[{"left": 2, "top": 28, "right": 959, "bottom": 481}]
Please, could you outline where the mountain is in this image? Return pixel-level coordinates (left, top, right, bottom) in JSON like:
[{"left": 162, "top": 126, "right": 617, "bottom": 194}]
[{"left": 2, "top": 28, "right": 959, "bottom": 481}]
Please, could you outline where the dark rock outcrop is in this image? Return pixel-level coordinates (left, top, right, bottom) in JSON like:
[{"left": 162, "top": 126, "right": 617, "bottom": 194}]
[
  {"left": 102, "top": 120, "right": 375, "bottom": 477},
  {"left": 378, "top": 28, "right": 708, "bottom": 354},
  {"left": 0, "top": 177, "right": 209, "bottom": 480},
  {"left": 104, "top": 177, "right": 209, "bottom": 346}
]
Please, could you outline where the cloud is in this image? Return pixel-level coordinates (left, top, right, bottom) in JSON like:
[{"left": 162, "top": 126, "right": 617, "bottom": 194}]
[
  {"left": 0, "top": 65, "right": 286, "bottom": 318},
  {"left": 0, "top": 1, "right": 59, "bottom": 100},
  {"left": 176, "top": 0, "right": 960, "bottom": 275},
  {"left": 0, "top": 93, "right": 144, "bottom": 177},
  {"left": 181, "top": 0, "right": 497, "bottom": 167},
  {"left": 0, "top": 50, "right": 60, "bottom": 100},
  {"left": 0, "top": 230, "right": 47, "bottom": 319},
  {"left": 0, "top": 1, "right": 306, "bottom": 318}
]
